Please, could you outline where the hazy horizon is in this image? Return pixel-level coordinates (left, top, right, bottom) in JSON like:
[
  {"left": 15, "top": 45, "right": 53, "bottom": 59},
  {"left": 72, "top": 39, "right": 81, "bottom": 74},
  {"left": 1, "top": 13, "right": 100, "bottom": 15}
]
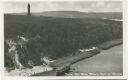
[
  {"left": 4, "top": 1, "right": 122, "bottom": 13},
  {"left": 4, "top": 11, "right": 122, "bottom": 14}
]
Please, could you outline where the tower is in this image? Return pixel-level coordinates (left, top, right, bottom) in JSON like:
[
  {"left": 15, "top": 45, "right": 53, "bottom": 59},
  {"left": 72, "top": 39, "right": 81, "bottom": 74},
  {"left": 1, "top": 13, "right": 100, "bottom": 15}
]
[{"left": 27, "top": 3, "right": 31, "bottom": 16}]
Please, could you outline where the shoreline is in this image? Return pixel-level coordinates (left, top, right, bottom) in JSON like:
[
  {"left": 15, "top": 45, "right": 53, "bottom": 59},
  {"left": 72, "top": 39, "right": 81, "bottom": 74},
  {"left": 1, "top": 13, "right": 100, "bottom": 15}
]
[
  {"left": 32, "top": 39, "right": 122, "bottom": 76},
  {"left": 5, "top": 65, "right": 53, "bottom": 76},
  {"left": 5, "top": 39, "right": 122, "bottom": 76},
  {"left": 69, "top": 44, "right": 122, "bottom": 76}
]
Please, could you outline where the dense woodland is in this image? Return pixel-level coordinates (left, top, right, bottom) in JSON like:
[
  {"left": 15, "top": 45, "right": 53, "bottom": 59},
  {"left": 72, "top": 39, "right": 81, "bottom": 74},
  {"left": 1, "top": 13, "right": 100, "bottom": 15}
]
[{"left": 4, "top": 14, "right": 122, "bottom": 68}]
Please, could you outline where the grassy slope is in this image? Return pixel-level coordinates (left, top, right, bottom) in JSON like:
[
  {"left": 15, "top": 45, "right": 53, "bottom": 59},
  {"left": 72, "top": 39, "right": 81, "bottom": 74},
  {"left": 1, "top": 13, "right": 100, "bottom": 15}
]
[
  {"left": 12, "top": 11, "right": 122, "bottom": 19},
  {"left": 39, "top": 11, "right": 122, "bottom": 19},
  {"left": 4, "top": 14, "right": 122, "bottom": 66}
]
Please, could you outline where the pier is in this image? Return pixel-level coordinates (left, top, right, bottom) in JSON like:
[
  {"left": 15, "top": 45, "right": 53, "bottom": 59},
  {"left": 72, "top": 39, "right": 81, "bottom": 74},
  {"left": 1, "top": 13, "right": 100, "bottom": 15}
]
[{"left": 32, "top": 47, "right": 100, "bottom": 76}]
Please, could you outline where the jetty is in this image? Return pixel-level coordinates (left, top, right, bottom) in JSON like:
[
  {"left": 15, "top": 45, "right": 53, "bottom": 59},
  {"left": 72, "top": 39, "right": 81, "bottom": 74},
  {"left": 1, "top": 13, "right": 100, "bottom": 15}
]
[
  {"left": 32, "top": 39, "right": 122, "bottom": 76},
  {"left": 32, "top": 47, "right": 100, "bottom": 76}
]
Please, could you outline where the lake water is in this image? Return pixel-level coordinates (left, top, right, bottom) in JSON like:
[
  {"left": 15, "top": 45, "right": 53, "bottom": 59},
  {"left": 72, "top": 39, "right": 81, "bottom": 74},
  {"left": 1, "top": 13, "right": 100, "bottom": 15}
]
[{"left": 67, "top": 45, "right": 123, "bottom": 76}]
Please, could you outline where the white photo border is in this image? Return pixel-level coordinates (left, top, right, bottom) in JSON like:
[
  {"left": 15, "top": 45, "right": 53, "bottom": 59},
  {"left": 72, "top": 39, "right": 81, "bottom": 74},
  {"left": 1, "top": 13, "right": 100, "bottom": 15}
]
[{"left": 0, "top": 0, "right": 127, "bottom": 80}]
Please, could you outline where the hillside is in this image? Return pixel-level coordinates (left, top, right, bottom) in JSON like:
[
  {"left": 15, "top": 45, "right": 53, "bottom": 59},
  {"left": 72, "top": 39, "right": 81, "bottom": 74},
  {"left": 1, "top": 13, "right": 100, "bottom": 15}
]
[
  {"left": 33, "top": 11, "right": 122, "bottom": 19},
  {"left": 10, "top": 11, "right": 122, "bottom": 19},
  {"left": 4, "top": 13, "right": 122, "bottom": 68}
]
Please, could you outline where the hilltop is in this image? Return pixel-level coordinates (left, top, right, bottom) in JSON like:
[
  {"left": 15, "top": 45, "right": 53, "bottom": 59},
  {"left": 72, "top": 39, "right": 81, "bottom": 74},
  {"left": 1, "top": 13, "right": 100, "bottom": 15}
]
[
  {"left": 4, "top": 12, "right": 122, "bottom": 69},
  {"left": 8, "top": 11, "right": 122, "bottom": 19},
  {"left": 34, "top": 11, "right": 122, "bottom": 19}
]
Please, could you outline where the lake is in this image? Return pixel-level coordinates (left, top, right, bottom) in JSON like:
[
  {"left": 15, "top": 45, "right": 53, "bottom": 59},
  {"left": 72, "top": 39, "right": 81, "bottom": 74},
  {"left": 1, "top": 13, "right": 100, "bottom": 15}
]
[{"left": 68, "top": 45, "right": 123, "bottom": 76}]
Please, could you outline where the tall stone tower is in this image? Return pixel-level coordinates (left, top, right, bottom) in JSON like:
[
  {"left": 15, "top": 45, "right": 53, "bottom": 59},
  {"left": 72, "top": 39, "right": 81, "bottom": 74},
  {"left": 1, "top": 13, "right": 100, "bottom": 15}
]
[{"left": 27, "top": 3, "right": 31, "bottom": 16}]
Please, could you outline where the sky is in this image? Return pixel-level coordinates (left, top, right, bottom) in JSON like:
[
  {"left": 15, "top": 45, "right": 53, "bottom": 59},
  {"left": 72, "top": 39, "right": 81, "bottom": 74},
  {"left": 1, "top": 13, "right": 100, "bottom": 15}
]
[{"left": 3, "top": 1, "right": 122, "bottom": 13}]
